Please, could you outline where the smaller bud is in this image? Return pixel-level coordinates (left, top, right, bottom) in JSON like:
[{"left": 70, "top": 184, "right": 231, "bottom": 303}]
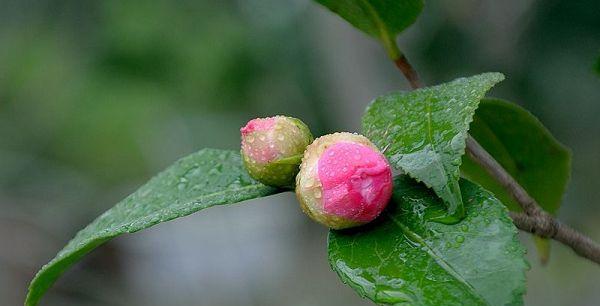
[
  {"left": 295, "top": 132, "right": 393, "bottom": 229},
  {"left": 241, "top": 116, "right": 313, "bottom": 187}
]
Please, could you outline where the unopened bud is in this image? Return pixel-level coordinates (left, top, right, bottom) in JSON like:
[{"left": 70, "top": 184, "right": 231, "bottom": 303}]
[
  {"left": 295, "top": 132, "right": 393, "bottom": 229},
  {"left": 241, "top": 116, "right": 313, "bottom": 187}
]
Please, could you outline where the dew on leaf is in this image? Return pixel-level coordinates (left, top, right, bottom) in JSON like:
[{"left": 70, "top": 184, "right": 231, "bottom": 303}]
[{"left": 328, "top": 175, "right": 526, "bottom": 306}]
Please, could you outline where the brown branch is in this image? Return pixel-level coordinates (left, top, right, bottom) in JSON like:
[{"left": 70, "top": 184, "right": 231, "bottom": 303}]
[
  {"left": 394, "top": 55, "right": 423, "bottom": 89},
  {"left": 391, "top": 50, "right": 600, "bottom": 265},
  {"left": 510, "top": 212, "right": 600, "bottom": 264},
  {"left": 466, "top": 124, "right": 600, "bottom": 264},
  {"left": 465, "top": 136, "right": 543, "bottom": 216}
]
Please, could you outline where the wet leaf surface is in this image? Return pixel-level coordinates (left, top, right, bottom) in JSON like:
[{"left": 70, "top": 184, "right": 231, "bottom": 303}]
[
  {"left": 328, "top": 175, "right": 528, "bottom": 306},
  {"left": 362, "top": 73, "right": 504, "bottom": 222}
]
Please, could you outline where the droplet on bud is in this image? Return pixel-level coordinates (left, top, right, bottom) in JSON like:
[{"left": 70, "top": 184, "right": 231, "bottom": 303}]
[
  {"left": 295, "top": 132, "right": 393, "bottom": 229},
  {"left": 241, "top": 116, "right": 313, "bottom": 187}
]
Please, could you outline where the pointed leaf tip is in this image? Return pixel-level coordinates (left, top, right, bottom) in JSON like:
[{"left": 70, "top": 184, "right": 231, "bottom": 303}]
[{"left": 25, "top": 149, "right": 280, "bottom": 306}]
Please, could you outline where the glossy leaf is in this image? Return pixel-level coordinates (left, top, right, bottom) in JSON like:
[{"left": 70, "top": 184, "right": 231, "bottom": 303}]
[
  {"left": 362, "top": 73, "right": 504, "bottom": 222},
  {"left": 314, "top": 0, "right": 424, "bottom": 58},
  {"left": 328, "top": 175, "right": 528, "bottom": 306},
  {"left": 461, "top": 98, "right": 571, "bottom": 262},
  {"left": 25, "top": 149, "right": 279, "bottom": 306}
]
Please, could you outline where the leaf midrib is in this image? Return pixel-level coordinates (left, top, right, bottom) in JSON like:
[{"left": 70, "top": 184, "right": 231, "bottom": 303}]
[
  {"left": 358, "top": 0, "right": 390, "bottom": 42},
  {"left": 388, "top": 214, "right": 489, "bottom": 305},
  {"left": 418, "top": 93, "right": 452, "bottom": 192},
  {"left": 356, "top": 0, "right": 400, "bottom": 58},
  {"left": 424, "top": 93, "right": 447, "bottom": 178}
]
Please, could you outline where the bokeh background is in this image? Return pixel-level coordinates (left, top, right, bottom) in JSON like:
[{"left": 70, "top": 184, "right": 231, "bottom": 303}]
[{"left": 1, "top": 0, "right": 599, "bottom": 305}]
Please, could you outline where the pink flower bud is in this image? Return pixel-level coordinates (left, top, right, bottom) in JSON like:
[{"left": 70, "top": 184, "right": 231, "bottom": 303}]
[
  {"left": 241, "top": 116, "right": 313, "bottom": 187},
  {"left": 295, "top": 132, "right": 393, "bottom": 229}
]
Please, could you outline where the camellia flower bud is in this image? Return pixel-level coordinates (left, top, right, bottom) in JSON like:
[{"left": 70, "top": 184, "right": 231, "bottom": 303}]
[
  {"left": 295, "top": 132, "right": 393, "bottom": 229},
  {"left": 241, "top": 116, "right": 313, "bottom": 187}
]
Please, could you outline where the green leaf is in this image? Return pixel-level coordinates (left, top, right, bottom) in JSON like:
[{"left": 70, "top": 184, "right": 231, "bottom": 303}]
[
  {"left": 462, "top": 98, "right": 571, "bottom": 215},
  {"left": 362, "top": 73, "right": 505, "bottom": 223},
  {"left": 461, "top": 98, "right": 571, "bottom": 263},
  {"left": 25, "top": 149, "right": 279, "bottom": 306},
  {"left": 328, "top": 176, "right": 528, "bottom": 306},
  {"left": 314, "top": 0, "right": 424, "bottom": 59}
]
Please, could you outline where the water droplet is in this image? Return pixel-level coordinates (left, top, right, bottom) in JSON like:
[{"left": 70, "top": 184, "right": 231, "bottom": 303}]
[
  {"left": 455, "top": 235, "right": 465, "bottom": 243},
  {"left": 460, "top": 224, "right": 469, "bottom": 232}
]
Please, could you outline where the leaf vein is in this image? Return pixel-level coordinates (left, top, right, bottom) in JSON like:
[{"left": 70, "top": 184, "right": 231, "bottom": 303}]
[{"left": 388, "top": 214, "right": 489, "bottom": 305}]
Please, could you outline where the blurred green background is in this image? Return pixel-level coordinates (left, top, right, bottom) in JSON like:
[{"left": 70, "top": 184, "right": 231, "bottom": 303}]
[{"left": 1, "top": 0, "right": 599, "bottom": 305}]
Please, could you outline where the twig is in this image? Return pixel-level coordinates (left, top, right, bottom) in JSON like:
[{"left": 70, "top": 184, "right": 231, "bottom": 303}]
[
  {"left": 394, "top": 55, "right": 423, "bottom": 89},
  {"left": 510, "top": 212, "right": 600, "bottom": 264},
  {"left": 391, "top": 49, "right": 600, "bottom": 265},
  {"left": 465, "top": 136, "right": 542, "bottom": 216}
]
